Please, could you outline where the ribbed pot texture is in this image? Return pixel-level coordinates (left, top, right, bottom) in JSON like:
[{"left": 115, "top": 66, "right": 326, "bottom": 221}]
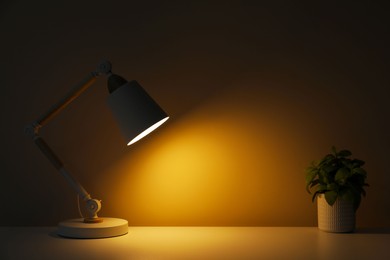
[{"left": 317, "top": 194, "right": 355, "bottom": 233}]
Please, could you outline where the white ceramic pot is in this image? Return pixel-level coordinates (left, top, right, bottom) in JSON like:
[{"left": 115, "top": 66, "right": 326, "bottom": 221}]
[{"left": 317, "top": 194, "right": 355, "bottom": 232}]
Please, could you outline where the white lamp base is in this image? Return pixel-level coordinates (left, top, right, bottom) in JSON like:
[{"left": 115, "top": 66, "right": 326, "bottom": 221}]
[{"left": 58, "top": 217, "right": 128, "bottom": 238}]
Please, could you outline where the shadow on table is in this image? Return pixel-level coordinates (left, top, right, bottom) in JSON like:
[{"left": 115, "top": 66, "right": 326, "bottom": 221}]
[
  {"left": 48, "top": 231, "right": 122, "bottom": 240},
  {"left": 355, "top": 227, "right": 390, "bottom": 234},
  {"left": 48, "top": 231, "right": 68, "bottom": 239}
]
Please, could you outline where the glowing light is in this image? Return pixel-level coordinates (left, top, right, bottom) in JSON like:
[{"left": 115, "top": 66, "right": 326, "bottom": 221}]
[{"left": 128, "top": 117, "right": 169, "bottom": 146}]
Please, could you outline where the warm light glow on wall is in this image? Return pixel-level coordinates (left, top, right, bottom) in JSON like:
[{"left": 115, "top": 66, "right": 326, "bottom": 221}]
[{"left": 99, "top": 80, "right": 332, "bottom": 226}]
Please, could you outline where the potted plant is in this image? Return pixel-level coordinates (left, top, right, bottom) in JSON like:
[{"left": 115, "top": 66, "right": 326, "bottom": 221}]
[{"left": 305, "top": 147, "right": 369, "bottom": 232}]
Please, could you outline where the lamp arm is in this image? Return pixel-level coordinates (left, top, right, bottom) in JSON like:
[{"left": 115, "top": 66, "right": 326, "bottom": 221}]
[
  {"left": 25, "top": 61, "right": 112, "bottom": 222},
  {"left": 26, "top": 132, "right": 102, "bottom": 221},
  {"left": 34, "top": 60, "right": 112, "bottom": 129},
  {"left": 33, "top": 135, "right": 91, "bottom": 201},
  {"left": 36, "top": 73, "right": 97, "bottom": 127}
]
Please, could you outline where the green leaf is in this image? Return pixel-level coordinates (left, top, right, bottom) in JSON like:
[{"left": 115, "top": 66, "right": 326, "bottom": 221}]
[
  {"left": 319, "top": 169, "right": 330, "bottom": 184},
  {"left": 341, "top": 159, "right": 353, "bottom": 169},
  {"left": 325, "top": 191, "right": 338, "bottom": 206},
  {"left": 352, "top": 168, "right": 367, "bottom": 176},
  {"left": 349, "top": 174, "right": 365, "bottom": 186},
  {"left": 335, "top": 167, "right": 350, "bottom": 185},
  {"left": 319, "top": 154, "right": 335, "bottom": 166},
  {"left": 337, "top": 149, "right": 352, "bottom": 158},
  {"left": 340, "top": 189, "right": 354, "bottom": 202},
  {"left": 310, "top": 180, "right": 322, "bottom": 188},
  {"left": 305, "top": 165, "right": 316, "bottom": 173},
  {"left": 326, "top": 183, "right": 338, "bottom": 191},
  {"left": 352, "top": 159, "right": 365, "bottom": 167},
  {"left": 305, "top": 167, "right": 317, "bottom": 185},
  {"left": 306, "top": 179, "right": 320, "bottom": 194},
  {"left": 312, "top": 190, "right": 326, "bottom": 203},
  {"left": 353, "top": 193, "right": 361, "bottom": 211},
  {"left": 322, "top": 164, "right": 337, "bottom": 174},
  {"left": 317, "top": 184, "right": 327, "bottom": 192},
  {"left": 312, "top": 193, "right": 317, "bottom": 203}
]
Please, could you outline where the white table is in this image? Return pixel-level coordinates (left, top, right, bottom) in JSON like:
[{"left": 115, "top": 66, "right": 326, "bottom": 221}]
[{"left": 1, "top": 227, "right": 389, "bottom": 260}]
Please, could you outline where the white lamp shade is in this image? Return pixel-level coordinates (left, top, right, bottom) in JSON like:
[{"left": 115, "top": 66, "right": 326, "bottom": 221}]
[{"left": 107, "top": 80, "right": 168, "bottom": 145}]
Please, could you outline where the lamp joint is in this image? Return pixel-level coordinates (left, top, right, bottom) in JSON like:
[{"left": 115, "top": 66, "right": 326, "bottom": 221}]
[
  {"left": 24, "top": 122, "right": 42, "bottom": 138},
  {"left": 94, "top": 60, "right": 112, "bottom": 76},
  {"left": 83, "top": 198, "right": 102, "bottom": 223}
]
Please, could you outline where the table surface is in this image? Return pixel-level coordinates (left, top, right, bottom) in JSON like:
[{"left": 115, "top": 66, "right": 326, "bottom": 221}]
[{"left": 1, "top": 227, "right": 390, "bottom": 260}]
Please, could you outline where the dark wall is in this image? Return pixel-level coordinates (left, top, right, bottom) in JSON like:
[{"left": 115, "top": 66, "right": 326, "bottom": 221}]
[{"left": 1, "top": 1, "right": 389, "bottom": 226}]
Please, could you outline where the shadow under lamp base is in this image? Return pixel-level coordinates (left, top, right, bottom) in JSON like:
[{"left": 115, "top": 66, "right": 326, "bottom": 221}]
[{"left": 58, "top": 218, "right": 128, "bottom": 238}]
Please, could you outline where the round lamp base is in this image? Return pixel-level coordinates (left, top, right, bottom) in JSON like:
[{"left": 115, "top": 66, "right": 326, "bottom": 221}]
[{"left": 58, "top": 217, "right": 128, "bottom": 239}]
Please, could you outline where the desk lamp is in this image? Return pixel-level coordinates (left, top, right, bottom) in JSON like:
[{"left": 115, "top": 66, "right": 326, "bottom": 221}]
[{"left": 25, "top": 61, "right": 169, "bottom": 238}]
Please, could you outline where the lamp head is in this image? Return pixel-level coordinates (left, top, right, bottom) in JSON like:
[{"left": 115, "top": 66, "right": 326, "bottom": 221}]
[{"left": 107, "top": 76, "right": 169, "bottom": 145}]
